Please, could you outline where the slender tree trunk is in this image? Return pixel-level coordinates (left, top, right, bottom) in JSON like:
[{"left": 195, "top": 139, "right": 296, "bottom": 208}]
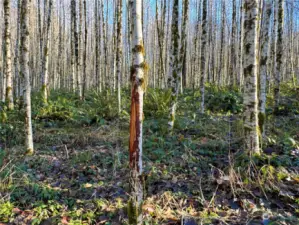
[
  {"left": 218, "top": 0, "right": 225, "bottom": 86},
  {"left": 74, "top": 0, "right": 81, "bottom": 99},
  {"left": 79, "top": 0, "right": 83, "bottom": 95},
  {"left": 167, "top": 0, "right": 180, "bottom": 130},
  {"left": 1, "top": 30, "right": 5, "bottom": 103},
  {"left": 192, "top": 0, "right": 201, "bottom": 88},
  {"left": 180, "top": 0, "right": 189, "bottom": 93},
  {"left": 94, "top": 0, "right": 100, "bottom": 91},
  {"left": 128, "top": 0, "right": 146, "bottom": 223},
  {"left": 243, "top": 0, "right": 260, "bottom": 154},
  {"left": 14, "top": 0, "right": 21, "bottom": 99},
  {"left": 230, "top": 0, "right": 237, "bottom": 87},
  {"left": 112, "top": 0, "right": 117, "bottom": 91},
  {"left": 156, "top": 0, "right": 166, "bottom": 89},
  {"left": 200, "top": 0, "right": 208, "bottom": 113},
  {"left": 41, "top": 0, "right": 53, "bottom": 104},
  {"left": 101, "top": 0, "right": 108, "bottom": 89},
  {"left": 20, "top": 0, "right": 34, "bottom": 154},
  {"left": 269, "top": 0, "right": 277, "bottom": 92},
  {"left": 3, "top": 0, "right": 14, "bottom": 110},
  {"left": 116, "top": 0, "right": 123, "bottom": 114},
  {"left": 38, "top": 0, "right": 43, "bottom": 87},
  {"left": 71, "top": 0, "right": 76, "bottom": 92},
  {"left": 57, "top": 0, "right": 63, "bottom": 90},
  {"left": 289, "top": 0, "right": 295, "bottom": 86},
  {"left": 259, "top": 0, "right": 272, "bottom": 136},
  {"left": 274, "top": 0, "right": 284, "bottom": 112},
  {"left": 82, "top": 0, "right": 87, "bottom": 99},
  {"left": 238, "top": 0, "right": 244, "bottom": 87}
]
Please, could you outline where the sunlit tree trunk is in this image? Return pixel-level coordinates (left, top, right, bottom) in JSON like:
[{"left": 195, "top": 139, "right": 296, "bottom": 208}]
[
  {"left": 238, "top": 0, "right": 244, "bottom": 87},
  {"left": 20, "top": 0, "right": 34, "bottom": 154},
  {"left": 57, "top": 0, "right": 63, "bottom": 90},
  {"left": 71, "top": 0, "right": 76, "bottom": 92},
  {"left": 167, "top": 0, "right": 179, "bottom": 130},
  {"left": 230, "top": 0, "right": 237, "bottom": 87},
  {"left": 74, "top": 0, "right": 81, "bottom": 99},
  {"left": 200, "top": 0, "right": 207, "bottom": 113},
  {"left": 82, "top": 0, "right": 87, "bottom": 99},
  {"left": 289, "top": 0, "right": 295, "bottom": 86},
  {"left": 37, "top": 0, "right": 43, "bottom": 88},
  {"left": 128, "top": 0, "right": 147, "bottom": 223},
  {"left": 14, "top": 0, "right": 21, "bottom": 98},
  {"left": 243, "top": 0, "right": 260, "bottom": 154},
  {"left": 3, "top": 0, "right": 13, "bottom": 110},
  {"left": 41, "top": 0, "right": 52, "bottom": 104},
  {"left": 191, "top": 0, "right": 201, "bottom": 88},
  {"left": 78, "top": 0, "right": 83, "bottom": 95},
  {"left": 112, "top": 0, "right": 117, "bottom": 91},
  {"left": 180, "top": 0, "right": 189, "bottom": 93},
  {"left": 101, "top": 0, "right": 108, "bottom": 89},
  {"left": 1, "top": 28, "right": 5, "bottom": 103},
  {"left": 156, "top": 0, "right": 166, "bottom": 89},
  {"left": 94, "top": 0, "right": 100, "bottom": 91},
  {"left": 259, "top": 0, "right": 272, "bottom": 136},
  {"left": 218, "top": 0, "right": 225, "bottom": 86},
  {"left": 274, "top": 0, "right": 283, "bottom": 112},
  {"left": 116, "top": 0, "right": 123, "bottom": 114}
]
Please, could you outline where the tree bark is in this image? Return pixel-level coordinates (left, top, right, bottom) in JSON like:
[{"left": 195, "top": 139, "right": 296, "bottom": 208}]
[
  {"left": 243, "top": 0, "right": 260, "bottom": 154},
  {"left": 116, "top": 0, "right": 123, "bottom": 114},
  {"left": 128, "top": 0, "right": 146, "bottom": 223},
  {"left": 20, "top": 0, "right": 34, "bottom": 154},
  {"left": 274, "top": 0, "right": 284, "bottom": 112},
  {"left": 41, "top": 0, "right": 53, "bottom": 104},
  {"left": 3, "top": 0, "right": 14, "bottom": 110},
  {"left": 200, "top": 0, "right": 208, "bottom": 113},
  {"left": 167, "top": 0, "right": 180, "bottom": 130},
  {"left": 259, "top": 0, "right": 272, "bottom": 136}
]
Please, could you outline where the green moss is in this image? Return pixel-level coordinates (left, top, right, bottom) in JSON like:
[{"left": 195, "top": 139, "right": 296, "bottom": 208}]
[
  {"left": 26, "top": 148, "right": 34, "bottom": 155},
  {"left": 130, "top": 62, "right": 149, "bottom": 91},
  {"left": 132, "top": 45, "right": 145, "bottom": 55},
  {"left": 258, "top": 112, "right": 266, "bottom": 134},
  {"left": 130, "top": 66, "right": 137, "bottom": 81},
  {"left": 140, "top": 62, "right": 149, "bottom": 72},
  {"left": 127, "top": 198, "right": 142, "bottom": 225},
  {"left": 5, "top": 86, "right": 12, "bottom": 92},
  {"left": 41, "top": 84, "right": 48, "bottom": 104}
]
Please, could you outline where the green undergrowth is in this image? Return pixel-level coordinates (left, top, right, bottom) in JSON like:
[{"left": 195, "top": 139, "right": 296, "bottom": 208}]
[{"left": 0, "top": 83, "right": 298, "bottom": 224}]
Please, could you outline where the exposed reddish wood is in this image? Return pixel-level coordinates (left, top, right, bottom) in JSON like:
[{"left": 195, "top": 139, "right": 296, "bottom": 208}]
[{"left": 129, "top": 81, "right": 141, "bottom": 172}]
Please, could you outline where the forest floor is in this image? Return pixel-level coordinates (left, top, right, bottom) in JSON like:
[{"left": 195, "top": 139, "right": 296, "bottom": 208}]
[{"left": 0, "top": 85, "right": 299, "bottom": 225}]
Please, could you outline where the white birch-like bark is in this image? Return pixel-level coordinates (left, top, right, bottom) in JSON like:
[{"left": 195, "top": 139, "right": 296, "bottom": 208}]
[
  {"left": 239, "top": 0, "right": 244, "bottom": 87},
  {"left": 243, "top": 0, "right": 260, "bottom": 154},
  {"left": 82, "top": 0, "right": 87, "bottom": 99},
  {"left": 274, "top": 0, "right": 284, "bottom": 111},
  {"left": 179, "top": 0, "right": 189, "bottom": 93},
  {"left": 94, "top": 0, "right": 100, "bottom": 91},
  {"left": 70, "top": 0, "right": 76, "bottom": 92},
  {"left": 3, "top": 0, "right": 13, "bottom": 110},
  {"left": 200, "top": 0, "right": 207, "bottom": 113},
  {"left": 20, "top": 0, "right": 34, "bottom": 154},
  {"left": 167, "top": 0, "right": 180, "bottom": 130},
  {"left": 14, "top": 0, "right": 21, "bottom": 98},
  {"left": 259, "top": 0, "right": 272, "bottom": 135},
  {"left": 128, "top": 0, "right": 145, "bottom": 223},
  {"left": 116, "top": 0, "right": 123, "bottom": 114},
  {"left": 41, "top": 0, "right": 52, "bottom": 104},
  {"left": 230, "top": 0, "right": 237, "bottom": 86}
]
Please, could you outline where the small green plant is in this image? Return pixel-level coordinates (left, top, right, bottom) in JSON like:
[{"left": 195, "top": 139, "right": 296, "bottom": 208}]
[
  {"left": 0, "top": 201, "right": 13, "bottom": 222},
  {"left": 144, "top": 89, "right": 172, "bottom": 117},
  {"left": 205, "top": 86, "right": 243, "bottom": 114}
]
